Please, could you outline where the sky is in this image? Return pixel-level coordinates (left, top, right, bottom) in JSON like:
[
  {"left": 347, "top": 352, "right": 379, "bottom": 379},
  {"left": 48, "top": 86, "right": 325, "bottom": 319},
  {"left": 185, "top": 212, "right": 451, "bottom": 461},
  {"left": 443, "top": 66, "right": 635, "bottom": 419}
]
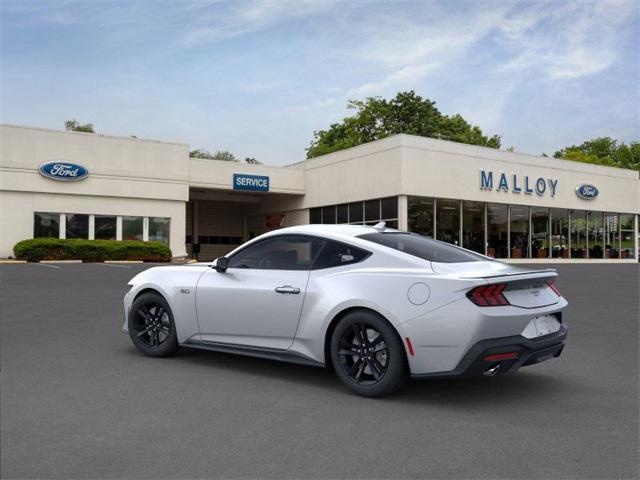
[{"left": 1, "top": 0, "right": 639, "bottom": 165}]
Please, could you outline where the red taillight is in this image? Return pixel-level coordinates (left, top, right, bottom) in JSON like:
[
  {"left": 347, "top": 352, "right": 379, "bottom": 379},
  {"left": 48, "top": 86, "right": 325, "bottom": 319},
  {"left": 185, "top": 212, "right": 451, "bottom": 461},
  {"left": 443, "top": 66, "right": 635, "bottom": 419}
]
[
  {"left": 484, "top": 352, "right": 517, "bottom": 362},
  {"left": 467, "top": 283, "right": 509, "bottom": 306},
  {"left": 547, "top": 279, "right": 561, "bottom": 297}
]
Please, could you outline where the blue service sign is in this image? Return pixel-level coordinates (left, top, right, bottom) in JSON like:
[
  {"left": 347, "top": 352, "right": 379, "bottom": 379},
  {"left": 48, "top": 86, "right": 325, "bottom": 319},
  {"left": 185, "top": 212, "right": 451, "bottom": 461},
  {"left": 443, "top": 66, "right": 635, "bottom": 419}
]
[
  {"left": 39, "top": 161, "right": 89, "bottom": 182},
  {"left": 575, "top": 184, "right": 598, "bottom": 200},
  {"left": 233, "top": 173, "right": 269, "bottom": 192}
]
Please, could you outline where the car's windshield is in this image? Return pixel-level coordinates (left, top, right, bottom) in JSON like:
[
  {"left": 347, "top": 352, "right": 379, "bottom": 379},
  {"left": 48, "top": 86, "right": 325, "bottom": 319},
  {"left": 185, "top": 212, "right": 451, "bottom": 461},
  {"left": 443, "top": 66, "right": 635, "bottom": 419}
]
[{"left": 359, "top": 232, "right": 487, "bottom": 263}]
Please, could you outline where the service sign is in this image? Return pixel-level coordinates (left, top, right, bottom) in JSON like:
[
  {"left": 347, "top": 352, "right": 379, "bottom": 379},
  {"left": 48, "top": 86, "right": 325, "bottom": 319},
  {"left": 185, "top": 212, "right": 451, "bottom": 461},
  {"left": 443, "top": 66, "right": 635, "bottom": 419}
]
[
  {"left": 575, "top": 184, "right": 598, "bottom": 200},
  {"left": 39, "top": 161, "right": 89, "bottom": 182},
  {"left": 233, "top": 173, "right": 269, "bottom": 192}
]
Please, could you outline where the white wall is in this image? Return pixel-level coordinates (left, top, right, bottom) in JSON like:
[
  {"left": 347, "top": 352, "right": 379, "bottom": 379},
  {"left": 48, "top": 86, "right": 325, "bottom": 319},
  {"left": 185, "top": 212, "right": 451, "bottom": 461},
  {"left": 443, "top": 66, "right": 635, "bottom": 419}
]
[{"left": 0, "top": 125, "right": 189, "bottom": 258}]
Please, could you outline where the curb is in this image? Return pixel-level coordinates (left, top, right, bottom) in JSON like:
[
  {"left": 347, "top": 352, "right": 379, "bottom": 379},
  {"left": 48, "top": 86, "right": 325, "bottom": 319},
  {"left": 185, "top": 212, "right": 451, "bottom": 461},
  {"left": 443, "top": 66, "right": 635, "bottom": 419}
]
[
  {"left": 0, "top": 259, "right": 27, "bottom": 264},
  {"left": 40, "top": 260, "right": 83, "bottom": 264},
  {"left": 104, "top": 260, "right": 143, "bottom": 264}
]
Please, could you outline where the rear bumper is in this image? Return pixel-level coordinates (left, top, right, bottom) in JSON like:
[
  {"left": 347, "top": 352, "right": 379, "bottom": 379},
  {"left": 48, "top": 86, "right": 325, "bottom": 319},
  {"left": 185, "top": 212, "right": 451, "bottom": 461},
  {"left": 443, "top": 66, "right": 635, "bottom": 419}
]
[{"left": 411, "top": 324, "right": 567, "bottom": 379}]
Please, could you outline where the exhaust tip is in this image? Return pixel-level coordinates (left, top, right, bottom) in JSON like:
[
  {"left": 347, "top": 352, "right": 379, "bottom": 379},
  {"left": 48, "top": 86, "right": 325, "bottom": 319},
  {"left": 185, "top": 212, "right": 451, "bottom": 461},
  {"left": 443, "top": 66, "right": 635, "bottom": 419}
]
[{"left": 483, "top": 364, "right": 501, "bottom": 377}]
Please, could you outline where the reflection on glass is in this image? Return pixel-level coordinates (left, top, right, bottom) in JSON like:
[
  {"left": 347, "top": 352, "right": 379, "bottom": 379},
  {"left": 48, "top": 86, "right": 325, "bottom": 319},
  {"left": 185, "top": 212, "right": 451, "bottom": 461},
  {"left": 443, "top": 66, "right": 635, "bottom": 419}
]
[
  {"left": 510, "top": 205, "right": 529, "bottom": 258},
  {"left": 603, "top": 213, "right": 619, "bottom": 259},
  {"left": 95, "top": 215, "right": 117, "bottom": 240},
  {"left": 408, "top": 197, "right": 434, "bottom": 237},
  {"left": 571, "top": 210, "right": 587, "bottom": 258},
  {"left": 551, "top": 209, "right": 569, "bottom": 258},
  {"left": 436, "top": 199, "right": 460, "bottom": 245},
  {"left": 531, "top": 207, "right": 549, "bottom": 259},
  {"left": 365, "top": 199, "right": 380, "bottom": 222},
  {"left": 322, "top": 206, "right": 335, "bottom": 224},
  {"left": 381, "top": 197, "right": 398, "bottom": 220},
  {"left": 122, "top": 216, "right": 143, "bottom": 241},
  {"left": 349, "top": 202, "right": 363, "bottom": 224},
  {"left": 337, "top": 204, "right": 348, "bottom": 224},
  {"left": 34, "top": 212, "right": 59, "bottom": 238},
  {"left": 588, "top": 211, "right": 604, "bottom": 258},
  {"left": 149, "top": 217, "right": 170, "bottom": 244},
  {"left": 309, "top": 208, "right": 321, "bottom": 224},
  {"left": 66, "top": 214, "right": 89, "bottom": 239},
  {"left": 487, "top": 203, "right": 508, "bottom": 258},
  {"left": 620, "top": 214, "right": 635, "bottom": 259},
  {"left": 462, "top": 201, "right": 484, "bottom": 254}
]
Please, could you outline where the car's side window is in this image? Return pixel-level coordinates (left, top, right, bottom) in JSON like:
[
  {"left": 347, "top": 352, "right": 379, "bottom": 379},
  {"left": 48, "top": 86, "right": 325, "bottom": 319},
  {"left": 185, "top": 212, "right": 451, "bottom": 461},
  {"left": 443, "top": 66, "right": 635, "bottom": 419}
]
[
  {"left": 227, "top": 235, "right": 325, "bottom": 270},
  {"left": 312, "top": 240, "right": 370, "bottom": 269}
]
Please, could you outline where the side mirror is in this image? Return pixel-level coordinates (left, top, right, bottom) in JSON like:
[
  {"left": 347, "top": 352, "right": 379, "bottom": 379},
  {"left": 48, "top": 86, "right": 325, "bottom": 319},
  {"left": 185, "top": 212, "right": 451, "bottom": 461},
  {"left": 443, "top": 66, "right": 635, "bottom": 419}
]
[{"left": 214, "top": 257, "right": 229, "bottom": 273}]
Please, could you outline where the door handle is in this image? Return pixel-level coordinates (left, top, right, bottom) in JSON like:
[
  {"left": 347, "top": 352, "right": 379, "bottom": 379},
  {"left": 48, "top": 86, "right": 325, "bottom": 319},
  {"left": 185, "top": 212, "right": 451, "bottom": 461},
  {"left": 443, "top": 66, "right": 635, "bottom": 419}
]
[{"left": 275, "top": 285, "right": 301, "bottom": 294}]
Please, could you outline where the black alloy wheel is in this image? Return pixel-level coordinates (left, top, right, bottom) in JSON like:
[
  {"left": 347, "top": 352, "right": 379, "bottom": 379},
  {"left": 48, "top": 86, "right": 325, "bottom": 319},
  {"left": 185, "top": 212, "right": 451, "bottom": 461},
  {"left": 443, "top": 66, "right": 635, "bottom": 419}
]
[
  {"left": 128, "top": 292, "right": 179, "bottom": 357},
  {"left": 330, "top": 310, "right": 408, "bottom": 397},
  {"left": 337, "top": 322, "right": 389, "bottom": 385}
]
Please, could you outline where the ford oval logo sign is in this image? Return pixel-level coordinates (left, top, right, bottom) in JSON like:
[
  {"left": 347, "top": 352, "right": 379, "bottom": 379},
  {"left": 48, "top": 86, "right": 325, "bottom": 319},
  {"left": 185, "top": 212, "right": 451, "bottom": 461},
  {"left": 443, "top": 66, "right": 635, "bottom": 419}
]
[
  {"left": 575, "top": 184, "right": 598, "bottom": 200},
  {"left": 39, "top": 161, "right": 89, "bottom": 182}
]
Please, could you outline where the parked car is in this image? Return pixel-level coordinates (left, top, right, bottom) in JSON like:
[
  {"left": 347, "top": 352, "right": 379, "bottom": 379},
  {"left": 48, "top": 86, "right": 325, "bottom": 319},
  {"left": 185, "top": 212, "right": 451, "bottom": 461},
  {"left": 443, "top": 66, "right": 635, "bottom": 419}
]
[{"left": 123, "top": 224, "right": 568, "bottom": 397}]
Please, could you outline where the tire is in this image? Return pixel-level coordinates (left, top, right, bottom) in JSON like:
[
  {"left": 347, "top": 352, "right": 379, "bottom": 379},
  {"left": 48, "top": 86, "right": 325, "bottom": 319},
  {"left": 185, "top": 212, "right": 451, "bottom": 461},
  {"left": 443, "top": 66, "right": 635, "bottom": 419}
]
[
  {"left": 330, "top": 310, "right": 408, "bottom": 397},
  {"left": 128, "top": 292, "right": 179, "bottom": 358}
]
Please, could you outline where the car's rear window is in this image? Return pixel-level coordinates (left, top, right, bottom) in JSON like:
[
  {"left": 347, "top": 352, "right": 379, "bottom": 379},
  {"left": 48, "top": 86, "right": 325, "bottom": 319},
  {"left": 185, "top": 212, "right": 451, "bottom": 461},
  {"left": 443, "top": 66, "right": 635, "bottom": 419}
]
[{"left": 359, "top": 232, "right": 486, "bottom": 263}]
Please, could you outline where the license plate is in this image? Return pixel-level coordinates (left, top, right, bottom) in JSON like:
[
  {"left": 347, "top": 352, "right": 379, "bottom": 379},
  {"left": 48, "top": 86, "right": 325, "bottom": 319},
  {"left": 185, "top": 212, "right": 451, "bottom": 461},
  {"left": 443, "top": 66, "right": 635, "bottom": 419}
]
[{"left": 522, "top": 315, "right": 561, "bottom": 339}]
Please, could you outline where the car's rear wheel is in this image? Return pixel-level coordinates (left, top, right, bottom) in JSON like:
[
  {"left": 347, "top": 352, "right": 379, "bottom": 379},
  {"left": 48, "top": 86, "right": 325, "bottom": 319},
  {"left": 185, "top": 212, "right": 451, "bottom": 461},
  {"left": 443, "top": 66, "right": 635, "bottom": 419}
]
[
  {"left": 128, "top": 292, "right": 179, "bottom": 357},
  {"left": 330, "top": 310, "right": 408, "bottom": 397}
]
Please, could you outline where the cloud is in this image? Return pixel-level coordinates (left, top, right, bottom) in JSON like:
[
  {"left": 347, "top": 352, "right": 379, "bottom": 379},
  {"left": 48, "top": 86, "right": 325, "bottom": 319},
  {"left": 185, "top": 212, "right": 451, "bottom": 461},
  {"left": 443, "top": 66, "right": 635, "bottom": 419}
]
[
  {"left": 499, "top": 0, "right": 637, "bottom": 80},
  {"left": 182, "top": 0, "right": 340, "bottom": 44},
  {"left": 347, "top": 63, "right": 440, "bottom": 97}
]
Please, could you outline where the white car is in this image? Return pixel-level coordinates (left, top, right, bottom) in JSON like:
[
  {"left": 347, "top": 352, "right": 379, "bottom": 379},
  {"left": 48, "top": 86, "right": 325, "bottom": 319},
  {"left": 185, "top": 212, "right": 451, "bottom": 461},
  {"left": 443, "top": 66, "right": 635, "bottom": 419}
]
[{"left": 123, "top": 224, "right": 568, "bottom": 397}]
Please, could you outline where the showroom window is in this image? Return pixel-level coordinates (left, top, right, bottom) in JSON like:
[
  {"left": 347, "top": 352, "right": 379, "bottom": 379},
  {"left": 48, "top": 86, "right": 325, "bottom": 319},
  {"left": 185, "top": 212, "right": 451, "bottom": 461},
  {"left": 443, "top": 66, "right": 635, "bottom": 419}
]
[
  {"left": 486, "top": 203, "right": 508, "bottom": 259},
  {"left": 66, "top": 214, "right": 89, "bottom": 239},
  {"left": 571, "top": 210, "right": 587, "bottom": 258},
  {"left": 336, "top": 204, "right": 348, "bottom": 224},
  {"left": 95, "top": 215, "right": 117, "bottom": 240},
  {"left": 509, "top": 205, "right": 529, "bottom": 259},
  {"left": 551, "top": 209, "right": 569, "bottom": 258},
  {"left": 309, "top": 197, "right": 398, "bottom": 229},
  {"left": 149, "top": 217, "right": 170, "bottom": 245},
  {"left": 408, "top": 196, "right": 434, "bottom": 237},
  {"left": 34, "top": 212, "right": 60, "bottom": 238},
  {"left": 604, "top": 213, "right": 619, "bottom": 259},
  {"left": 531, "top": 207, "right": 550, "bottom": 259},
  {"left": 122, "top": 216, "right": 143, "bottom": 241},
  {"left": 436, "top": 199, "right": 460, "bottom": 245},
  {"left": 348, "top": 201, "right": 363, "bottom": 223},
  {"left": 462, "top": 201, "right": 485, "bottom": 254},
  {"left": 588, "top": 211, "right": 604, "bottom": 258},
  {"left": 620, "top": 214, "right": 636, "bottom": 259}
]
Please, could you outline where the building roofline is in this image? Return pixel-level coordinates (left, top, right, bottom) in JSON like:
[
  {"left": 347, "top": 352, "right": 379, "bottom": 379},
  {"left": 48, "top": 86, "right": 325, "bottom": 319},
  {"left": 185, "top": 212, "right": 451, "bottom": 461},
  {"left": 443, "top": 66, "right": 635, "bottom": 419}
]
[
  {"left": 0, "top": 123, "right": 190, "bottom": 147},
  {"left": 288, "top": 133, "right": 639, "bottom": 179}
]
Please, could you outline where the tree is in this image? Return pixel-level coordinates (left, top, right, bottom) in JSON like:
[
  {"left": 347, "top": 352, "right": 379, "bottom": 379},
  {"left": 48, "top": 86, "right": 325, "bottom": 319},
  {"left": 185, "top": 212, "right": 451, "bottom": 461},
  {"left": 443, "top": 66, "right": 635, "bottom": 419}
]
[
  {"left": 306, "top": 91, "right": 501, "bottom": 158},
  {"left": 244, "top": 157, "right": 262, "bottom": 164},
  {"left": 189, "top": 149, "right": 239, "bottom": 162},
  {"left": 64, "top": 119, "right": 94, "bottom": 133},
  {"left": 554, "top": 137, "right": 640, "bottom": 172}
]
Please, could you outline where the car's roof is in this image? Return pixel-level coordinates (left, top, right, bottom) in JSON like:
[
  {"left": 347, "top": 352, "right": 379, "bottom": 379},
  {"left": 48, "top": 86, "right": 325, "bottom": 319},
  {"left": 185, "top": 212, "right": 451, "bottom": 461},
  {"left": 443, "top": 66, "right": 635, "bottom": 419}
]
[{"left": 262, "top": 223, "right": 393, "bottom": 240}]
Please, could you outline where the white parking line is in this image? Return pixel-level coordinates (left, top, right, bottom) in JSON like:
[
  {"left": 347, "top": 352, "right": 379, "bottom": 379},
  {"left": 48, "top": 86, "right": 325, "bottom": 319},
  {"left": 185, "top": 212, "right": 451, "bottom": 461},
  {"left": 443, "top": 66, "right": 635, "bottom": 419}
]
[
  {"left": 96, "top": 263, "right": 132, "bottom": 269},
  {"left": 36, "top": 263, "right": 61, "bottom": 269}
]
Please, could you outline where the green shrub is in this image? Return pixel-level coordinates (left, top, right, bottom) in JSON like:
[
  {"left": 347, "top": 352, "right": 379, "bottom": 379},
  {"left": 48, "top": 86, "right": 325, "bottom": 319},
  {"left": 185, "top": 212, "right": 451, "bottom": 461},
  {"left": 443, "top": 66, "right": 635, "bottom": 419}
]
[{"left": 13, "top": 238, "right": 172, "bottom": 262}]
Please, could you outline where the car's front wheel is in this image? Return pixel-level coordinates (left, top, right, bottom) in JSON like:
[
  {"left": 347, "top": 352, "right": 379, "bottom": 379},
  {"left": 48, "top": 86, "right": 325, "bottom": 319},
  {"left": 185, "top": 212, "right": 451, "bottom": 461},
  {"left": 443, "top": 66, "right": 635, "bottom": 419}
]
[
  {"left": 330, "top": 310, "right": 408, "bottom": 397},
  {"left": 128, "top": 292, "right": 179, "bottom": 357}
]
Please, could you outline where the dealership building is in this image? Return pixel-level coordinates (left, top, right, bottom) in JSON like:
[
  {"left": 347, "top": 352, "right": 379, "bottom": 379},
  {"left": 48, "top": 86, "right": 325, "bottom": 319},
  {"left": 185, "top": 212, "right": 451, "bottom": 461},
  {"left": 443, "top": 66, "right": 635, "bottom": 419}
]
[{"left": 1, "top": 123, "right": 638, "bottom": 262}]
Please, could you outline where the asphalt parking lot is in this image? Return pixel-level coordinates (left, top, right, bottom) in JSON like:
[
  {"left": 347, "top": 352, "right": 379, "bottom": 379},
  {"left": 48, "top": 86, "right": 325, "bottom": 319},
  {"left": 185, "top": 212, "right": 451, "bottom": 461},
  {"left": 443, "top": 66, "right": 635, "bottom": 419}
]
[{"left": 1, "top": 263, "right": 638, "bottom": 479}]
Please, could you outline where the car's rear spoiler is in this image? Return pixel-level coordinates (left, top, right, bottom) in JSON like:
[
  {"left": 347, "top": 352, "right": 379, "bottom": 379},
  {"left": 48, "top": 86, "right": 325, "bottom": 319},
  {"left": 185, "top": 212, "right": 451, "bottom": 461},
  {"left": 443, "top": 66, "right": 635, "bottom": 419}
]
[{"left": 469, "top": 268, "right": 557, "bottom": 280}]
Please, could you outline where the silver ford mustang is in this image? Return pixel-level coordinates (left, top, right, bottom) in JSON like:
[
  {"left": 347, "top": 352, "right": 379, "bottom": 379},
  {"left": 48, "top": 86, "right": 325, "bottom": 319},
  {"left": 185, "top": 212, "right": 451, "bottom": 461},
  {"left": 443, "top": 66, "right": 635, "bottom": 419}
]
[{"left": 123, "top": 224, "right": 568, "bottom": 397}]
